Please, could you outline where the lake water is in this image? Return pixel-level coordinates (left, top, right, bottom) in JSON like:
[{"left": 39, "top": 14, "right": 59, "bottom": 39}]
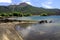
[
  {"left": 9, "top": 16, "right": 60, "bottom": 23},
  {"left": 15, "top": 16, "right": 60, "bottom": 40}
]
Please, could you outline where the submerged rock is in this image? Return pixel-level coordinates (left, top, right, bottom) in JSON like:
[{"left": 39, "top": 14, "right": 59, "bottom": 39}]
[
  {"left": 49, "top": 20, "right": 52, "bottom": 23},
  {"left": 39, "top": 20, "right": 52, "bottom": 24},
  {"left": 39, "top": 20, "right": 47, "bottom": 24}
]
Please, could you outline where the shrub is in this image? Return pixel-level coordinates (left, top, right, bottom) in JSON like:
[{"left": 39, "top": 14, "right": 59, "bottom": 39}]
[
  {"left": 1, "top": 13, "right": 9, "bottom": 17},
  {"left": 12, "top": 12, "right": 19, "bottom": 16},
  {"left": 40, "top": 13, "right": 47, "bottom": 16}
]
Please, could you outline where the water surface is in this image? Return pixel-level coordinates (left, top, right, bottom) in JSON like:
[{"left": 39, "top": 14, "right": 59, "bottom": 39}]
[
  {"left": 9, "top": 16, "right": 60, "bottom": 23},
  {"left": 15, "top": 16, "right": 60, "bottom": 40}
]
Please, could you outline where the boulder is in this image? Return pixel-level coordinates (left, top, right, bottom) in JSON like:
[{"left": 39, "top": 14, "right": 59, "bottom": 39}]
[
  {"left": 49, "top": 20, "right": 52, "bottom": 23},
  {"left": 39, "top": 20, "right": 48, "bottom": 24}
]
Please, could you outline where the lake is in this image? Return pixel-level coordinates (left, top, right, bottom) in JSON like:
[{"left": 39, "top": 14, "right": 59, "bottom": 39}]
[
  {"left": 9, "top": 16, "right": 60, "bottom": 23},
  {"left": 15, "top": 16, "right": 60, "bottom": 40}
]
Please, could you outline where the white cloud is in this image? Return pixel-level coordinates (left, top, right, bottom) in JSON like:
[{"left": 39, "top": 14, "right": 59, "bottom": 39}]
[
  {"left": 21, "top": 0, "right": 32, "bottom": 5},
  {"left": 0, "top": 0, "right": 12, "bottom": 3},
  {"left": 21, "top": 0, "right": 30, "bottom": 2},
  {"left": 47, "top": 2, "right": 52, "bottom": 4},
  {"left": 41, "top": 3, "right": 53, "bottom": 8},
  {"left": 41, "top": 0, "right": 53, "bottom": 8},
  {"left": 26, "top": 2, "right": 32, "bottom": 5},
  {"left": 21, "top": 0, "right": 27, "bottom": 2}
]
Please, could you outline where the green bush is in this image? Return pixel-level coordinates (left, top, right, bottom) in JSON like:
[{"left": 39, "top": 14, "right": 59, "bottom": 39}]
[
  {"left": 1, "top": 13, "right": 9, "bottom": 17},
  {"left": 0, "top": 12, "right": 33, "bottom": 17},
  {"left": 12, "top": 12, "right": 19, "bottom": 16},
  {"left": 8, "top": 13, "right": 13, "bottom": 16},
  {"left": 40, "top": 13, "right": 47, "bottom": 16},
  {"left": 24, "top": 13, "right": 32, "bottom": 16}
]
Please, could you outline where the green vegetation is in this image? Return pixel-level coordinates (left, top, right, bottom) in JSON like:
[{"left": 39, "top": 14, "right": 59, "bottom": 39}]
[
  {"left": 40, "top": 13, "right": 48, "bottom": 16},
  {"left": 0, "top": 12, "right": 32, "bottom": 17},
  {"left": 8, "top": 13, "right": 13, "bottom": 16},
  {"left": 24, "top": 13, "right": 32, "bottom": 16},
  {"left": 0, "top": 13, "right": 9, "bottom": 17}
]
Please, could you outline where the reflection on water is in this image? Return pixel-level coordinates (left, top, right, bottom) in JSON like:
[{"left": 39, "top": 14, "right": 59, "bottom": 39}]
[
  {"left": 15, "top": 23, "right": 60, "bottom": 40},
  {"left": 14, "top": 16, "right": 60, "bottom": 40}
]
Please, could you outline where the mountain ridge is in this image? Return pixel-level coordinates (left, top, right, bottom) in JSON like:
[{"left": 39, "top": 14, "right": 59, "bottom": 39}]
[{"left": 0, "top": 2, "right": 60, "bottom": 15}]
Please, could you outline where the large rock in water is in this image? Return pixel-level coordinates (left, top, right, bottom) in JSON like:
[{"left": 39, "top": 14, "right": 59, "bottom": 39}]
[
  {"left": 39, "top": 20, "right": 52, "bottom": 24},
  {"left": 39, "top": 20, "right": 47, "bottom": 24},
  {"left": 49, "top": 20, "right": 52, "bottom": 23}
]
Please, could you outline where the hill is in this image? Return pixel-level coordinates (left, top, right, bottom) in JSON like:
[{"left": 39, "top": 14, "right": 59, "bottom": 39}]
[{"left": 0, "top": 2, "right": 60, "bottom": 16}]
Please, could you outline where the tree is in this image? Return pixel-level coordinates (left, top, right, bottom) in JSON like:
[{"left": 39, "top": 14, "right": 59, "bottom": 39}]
[
  {"left": 1, "top": 13, "right": 9, "bottom": 17},
  {"left": 19, "top": 13, "right": 23, "bottom": 17},
  {"left": 12, "top": 12, "right": 19, "bottom": 16},
  {"left": 8, "top": 13, "right": 13, "bottom": 16},
  {"left": 24, "top": 13, "right": 32, "bottom": 16},
  {"left": 40, "top": 13, "right": 47, "bottom": 16}
]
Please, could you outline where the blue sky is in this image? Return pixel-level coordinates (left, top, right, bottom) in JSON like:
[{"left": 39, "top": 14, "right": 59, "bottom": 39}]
[{"left": 0, "top": 0, "right": 60, "bottom": 9}]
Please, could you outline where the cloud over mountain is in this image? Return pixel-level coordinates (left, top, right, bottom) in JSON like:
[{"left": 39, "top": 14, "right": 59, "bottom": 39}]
[
  {"left": 41, "top": 0, "right": 53, "bottom": 8},
  {"left": 0, "top": 0, "right": 12, "bottom": 3}
]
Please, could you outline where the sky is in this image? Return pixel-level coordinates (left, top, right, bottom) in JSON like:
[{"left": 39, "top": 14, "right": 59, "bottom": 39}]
[{"left": 0, "top": 0, "right": 60, "bottom": 9}]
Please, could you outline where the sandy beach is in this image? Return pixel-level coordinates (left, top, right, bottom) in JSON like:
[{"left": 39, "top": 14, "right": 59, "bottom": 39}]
[
  {"left": 0, "top": 22, "right": 24, "bottom": 40},
  {"left": 0, "top": 21, "right": 38, "bottom": 40}
]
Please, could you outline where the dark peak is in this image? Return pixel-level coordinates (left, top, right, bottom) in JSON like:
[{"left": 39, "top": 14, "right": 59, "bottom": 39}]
[
  {"left": 19, "top": 2, "right": 29, "bottom": 7},
  {"left": 20, "top": 2, "right": 28, "bottom": 4}
]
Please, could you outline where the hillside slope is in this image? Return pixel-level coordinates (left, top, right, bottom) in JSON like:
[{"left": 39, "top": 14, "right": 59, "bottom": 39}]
[{"left": 0, "top": 2, "right": 60, "bottom": 15}]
